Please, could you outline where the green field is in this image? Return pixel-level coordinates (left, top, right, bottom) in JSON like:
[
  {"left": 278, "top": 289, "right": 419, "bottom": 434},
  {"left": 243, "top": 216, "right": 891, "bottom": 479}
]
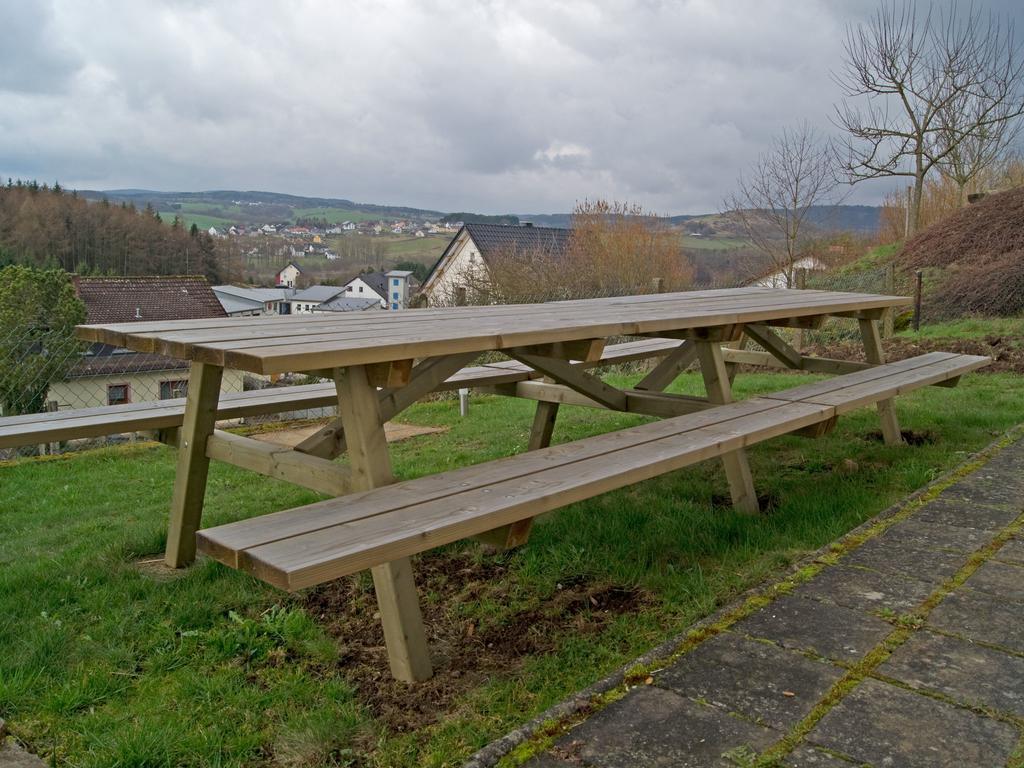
[
  {"left": 292, "top": 207, "right": 386, "bottom": 224},
  {"left": 158, "top": 211, "right": 237, "bottom": 231},
  {"left": 3, "top": 368, "right": 1022, "bottom": 766},
  {"left": 681, "top": 234, "right": 750, "bottom": 250}
]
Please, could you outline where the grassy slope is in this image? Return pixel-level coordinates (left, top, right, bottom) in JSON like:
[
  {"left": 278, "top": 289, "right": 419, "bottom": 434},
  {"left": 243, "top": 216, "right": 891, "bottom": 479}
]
[{"left": 2, "top": 370, "right": 1023, "bottom": 766}]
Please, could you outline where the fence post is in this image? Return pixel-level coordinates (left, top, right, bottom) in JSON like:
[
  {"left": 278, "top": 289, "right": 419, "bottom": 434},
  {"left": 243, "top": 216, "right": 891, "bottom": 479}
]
[{"left": 913, "top": 270, "right": 923, "bottom": 332}]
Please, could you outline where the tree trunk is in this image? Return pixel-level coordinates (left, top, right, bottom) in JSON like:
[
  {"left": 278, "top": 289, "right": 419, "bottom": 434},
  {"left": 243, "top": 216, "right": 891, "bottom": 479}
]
[{"left": 908, "top": 173, "right": 925, "bottom": 236}]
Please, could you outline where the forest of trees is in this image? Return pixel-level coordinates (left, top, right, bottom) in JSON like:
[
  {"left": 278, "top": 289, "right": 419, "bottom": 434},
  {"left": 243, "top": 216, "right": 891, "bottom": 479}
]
[{"left": 0, "top": 180, "right": 226, "bottom": 282}]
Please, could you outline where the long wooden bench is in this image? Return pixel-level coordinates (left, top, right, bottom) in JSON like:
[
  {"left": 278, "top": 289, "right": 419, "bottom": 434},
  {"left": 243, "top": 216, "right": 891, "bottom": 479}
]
[
  {"left": 197, "top": 352, "right": 989, "bottom": 591},
  {"left": 0, "top": 338, "right": 683, "bottom": 450}
]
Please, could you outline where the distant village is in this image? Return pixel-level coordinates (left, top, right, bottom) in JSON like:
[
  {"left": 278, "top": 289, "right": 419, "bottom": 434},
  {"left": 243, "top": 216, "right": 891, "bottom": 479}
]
[{"left": 205, "top": 215, "right": 464, "bottom": 263}]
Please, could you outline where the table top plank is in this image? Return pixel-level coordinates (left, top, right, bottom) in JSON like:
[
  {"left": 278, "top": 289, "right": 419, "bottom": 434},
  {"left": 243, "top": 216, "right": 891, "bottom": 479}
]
[{"left": 75, "top": 288, "right": 910, "bottom": 374}]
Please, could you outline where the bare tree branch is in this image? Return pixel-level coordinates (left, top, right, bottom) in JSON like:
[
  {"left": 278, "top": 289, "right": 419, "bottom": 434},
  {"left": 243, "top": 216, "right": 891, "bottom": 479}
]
[
  {"left": 832, "top": 0, "right": 1024, "bottom": 234},
  {"left": 724, "top": 123, "right": 842, "bottom": 288}
]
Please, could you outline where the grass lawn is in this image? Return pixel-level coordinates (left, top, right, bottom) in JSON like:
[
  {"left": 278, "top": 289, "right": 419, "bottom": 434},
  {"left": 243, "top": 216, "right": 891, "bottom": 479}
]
[
  {"left": 898, "top": 316, "right": 1024, "bottom": 342},
  {"left": 2, "top": 370, "right": 1024, "bottom": 766}
]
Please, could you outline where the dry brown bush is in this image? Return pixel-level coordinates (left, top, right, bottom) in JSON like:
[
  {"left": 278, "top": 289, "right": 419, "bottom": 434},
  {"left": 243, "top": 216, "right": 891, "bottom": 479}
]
[{"left": 899, "top": 186, "right": 1024, "bottom": 317}]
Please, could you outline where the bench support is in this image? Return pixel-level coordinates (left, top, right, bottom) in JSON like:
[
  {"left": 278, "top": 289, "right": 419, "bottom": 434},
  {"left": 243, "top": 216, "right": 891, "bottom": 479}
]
[
  {"left": 634, "top": 341, "right": 697, "bottom": 391},
  {"left": 859, "top": 318, "right": 904, "bottom": 446},
  {"left": 476, "top": 399, "right": 560, "bottom": 550},
  {"left": 694, "top": 341, "right": 760, "bottom": 514},
  {"left": 296, "top": 353, "right": 479, "bottom": 460},
  {"left": 165, "top": 362, "right": 223, "bottom": 568},
  {"left": 334, "top": 364, "right": 432, "bottom": 683}
]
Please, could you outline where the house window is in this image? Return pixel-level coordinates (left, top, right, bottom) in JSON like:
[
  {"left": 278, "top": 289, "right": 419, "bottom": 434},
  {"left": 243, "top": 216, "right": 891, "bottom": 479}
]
[
  {"left": 392, "top": 291, "right": 399, "bottom": 300},
  {"left": 160, "top": 379, "right": 188, "bottom": 400},
  {"left": 358, "top": 286, "right": 363, "bottom": 293},
  {"left": 392, "top": 278, "right": 400, "bottom": 286},
  {"left": 392, "top": 302, "right": 398, "bottom": 310},
  {"left": 107, "top": 383, "right": 131, "bottom": 406}
]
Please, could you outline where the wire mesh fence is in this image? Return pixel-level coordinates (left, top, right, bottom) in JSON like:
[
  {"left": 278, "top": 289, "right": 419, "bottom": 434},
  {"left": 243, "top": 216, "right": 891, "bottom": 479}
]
[{"left": 0, "top": 273, "right": 911, "bottom": 460}]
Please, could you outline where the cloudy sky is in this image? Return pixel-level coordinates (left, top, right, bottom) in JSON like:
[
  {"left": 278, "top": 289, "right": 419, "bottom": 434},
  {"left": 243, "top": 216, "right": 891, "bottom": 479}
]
[{"left": 1, "top": 1, "right": 1021, "bottom": 215}]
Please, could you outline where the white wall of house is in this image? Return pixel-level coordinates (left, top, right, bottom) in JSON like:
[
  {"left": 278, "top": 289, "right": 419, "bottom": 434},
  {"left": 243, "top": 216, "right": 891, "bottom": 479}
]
[
  {"left": 751, "top": 256, "right": 827, "bottom": 289},
  {"left": 343, "top": 276, "right": 387, "bottom": 308},
  {"left": 421, "top": 233, "right": 489, "bottom": 305},
  {"left": 276, "top": 264, "right": 301, "bottom": 288},
  {"left": 48, "top": 369, "right": 245, "bottom": 410},
  {"left": 384, "top": 271, "right": 412, "bottom": 310}
]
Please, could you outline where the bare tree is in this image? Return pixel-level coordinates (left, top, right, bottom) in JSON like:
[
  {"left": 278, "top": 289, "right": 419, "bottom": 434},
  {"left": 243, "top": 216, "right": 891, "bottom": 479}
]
[
  {"left": 834, "top": 1, "right": 1024, "bottom": 235},
  {"left": 724, "top": 123, "right": 840, "bottom": 288},
  {"left": 935, "top": 91, "right": 1023, "bottom": 204}
]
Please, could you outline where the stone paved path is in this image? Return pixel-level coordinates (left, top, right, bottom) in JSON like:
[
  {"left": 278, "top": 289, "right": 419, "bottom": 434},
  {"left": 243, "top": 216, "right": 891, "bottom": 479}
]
[{"left": 516, "top": 437, "right": 1024, "bottom": 768}]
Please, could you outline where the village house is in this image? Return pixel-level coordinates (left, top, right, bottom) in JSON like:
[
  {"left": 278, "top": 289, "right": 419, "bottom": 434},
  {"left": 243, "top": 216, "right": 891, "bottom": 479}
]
[
  {"left": 341, "top": 269, "right": 415, "bottom": 310},
  {"left": 213, "top": 283, "right": 380, "bottom": 316},
  {"left": 48, "top": 276, "right": 244, "bottom": 410},
  {"left": 276, "top": 262, "right": 302, "bottom": 288},
  {"left": 750, "top": 255, "right": 828, "bottom": 289},
  {"left": 419, "top": 222, "right": 570, "bottom": 305}
]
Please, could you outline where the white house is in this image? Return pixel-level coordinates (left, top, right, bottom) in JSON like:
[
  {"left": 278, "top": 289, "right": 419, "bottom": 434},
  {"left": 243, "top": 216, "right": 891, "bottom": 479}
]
[
  {"left": 750, "top": 256, "right": 828, "bottom": 289},
  {"left": 276, "top": 262, "right": 302, "bottom": 288},
  {"left": 419, "top": 223, "right": 570, "bottom": 306},
  {"left": 341, "top": 270, "right": 415, "bottom": 310}
]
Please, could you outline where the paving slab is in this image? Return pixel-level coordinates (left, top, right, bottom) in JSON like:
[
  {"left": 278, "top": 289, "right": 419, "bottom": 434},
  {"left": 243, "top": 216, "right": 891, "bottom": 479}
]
[
  {"left": 0, "top": 742, "right": 46, "bottom": 768},
  {"left": 782, "top": 744, "right": 860, "bottom": 767},
  {"left": 992, "top": 537, "right": 1024, "bottom": 565},
  {"left": 732, "top": 593, "right": 893, "bottom": 662},
  {"left": 979, "top": 448, "right": 1024, "bottom": 477},
  {"left": 939, "top": 475, "right": 1024, "bottom": 509},
  {"left": 879, "top": 629, "right": 1024, "bottom": 716},
  {"left": 838, "top": 535, "right": 964, "bottom": 585},
  {"left": 960, "top": 558, "right": 1024, "bottom": 602},
  {"left": 548, "top": 686, "right": 777, "bottom": 768},
  {"left": 656, "top": 631, "right": 843, "bottom": 730},
  {"left": 789, "top": 564, "right": 934, "bottom": 614},
  {"left": 912, "top": 495, "right": 1020, "bottom": 531},
  {"left": 928, "top": 588, "right": 1024, "bottom": 653},
  {"left": 874, "top": 518, "right": 992, "bottom": 554},
  {"left": 808, "top": 678, "right": 1019, "bottom": 768}
]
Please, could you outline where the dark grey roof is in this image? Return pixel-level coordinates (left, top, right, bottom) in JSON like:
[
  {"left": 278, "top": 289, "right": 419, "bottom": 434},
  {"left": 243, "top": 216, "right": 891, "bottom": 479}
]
[{"left": 463, "top": 222, "right": 570, "bottom": 259}]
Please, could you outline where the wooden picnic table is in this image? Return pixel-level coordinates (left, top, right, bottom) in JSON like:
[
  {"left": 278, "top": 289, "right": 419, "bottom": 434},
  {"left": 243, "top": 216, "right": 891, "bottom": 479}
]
[{"left": 75, "top": 286, "right": 922, "bottom": 681}]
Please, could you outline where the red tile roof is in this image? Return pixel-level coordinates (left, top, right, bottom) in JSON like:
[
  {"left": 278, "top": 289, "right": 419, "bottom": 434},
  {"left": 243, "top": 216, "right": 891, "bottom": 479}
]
[{"left": 73, "top": 276, "right": 227, "bottom": 324}]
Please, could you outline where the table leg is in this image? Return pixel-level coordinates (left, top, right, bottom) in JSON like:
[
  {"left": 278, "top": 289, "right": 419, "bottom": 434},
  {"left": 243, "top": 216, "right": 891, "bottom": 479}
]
[
  {"left": 694, "top": 341, "right": 760, "bottom": 514},
  {"left": 334, "top": 364, "right": 432, "bottom": 682},
  {"left": 859, "top": 318, "right": 904, "bottom": 446},
  {"left": 165, "top": 362, "right": 223, "bottom": 568},
  {"left": 476, "top": 400, "right": 560, "bottom": 549}
]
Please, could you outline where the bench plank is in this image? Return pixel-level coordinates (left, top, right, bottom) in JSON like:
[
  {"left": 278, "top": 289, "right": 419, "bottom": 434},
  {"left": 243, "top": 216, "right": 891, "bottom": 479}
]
[
  {"left": 198, "top": 398, "right": 833, "bottom": 589},
  {"left": 198, "top": 350, "right": 990, "bottom": 591}
]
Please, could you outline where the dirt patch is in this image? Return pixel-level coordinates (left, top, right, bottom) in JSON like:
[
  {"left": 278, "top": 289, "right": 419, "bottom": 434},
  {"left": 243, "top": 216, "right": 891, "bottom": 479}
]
[
  {"left": 711, "top": 491, "right": 781, "bottom": 513},
  {"left": 804, "top": 335, "right": 1024, "bottom": 375},
  {"left": 301, "top": 554, "right": 651, "bottom": 732},
  {"left": 865, "top": 428, "right": 938, "bottom": 447},
  {"left": 131, "top": 557, "right": 189, "bottom": 582},
  {"left": 249, "top": 421, "right": 446, "bottom": 448}
]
